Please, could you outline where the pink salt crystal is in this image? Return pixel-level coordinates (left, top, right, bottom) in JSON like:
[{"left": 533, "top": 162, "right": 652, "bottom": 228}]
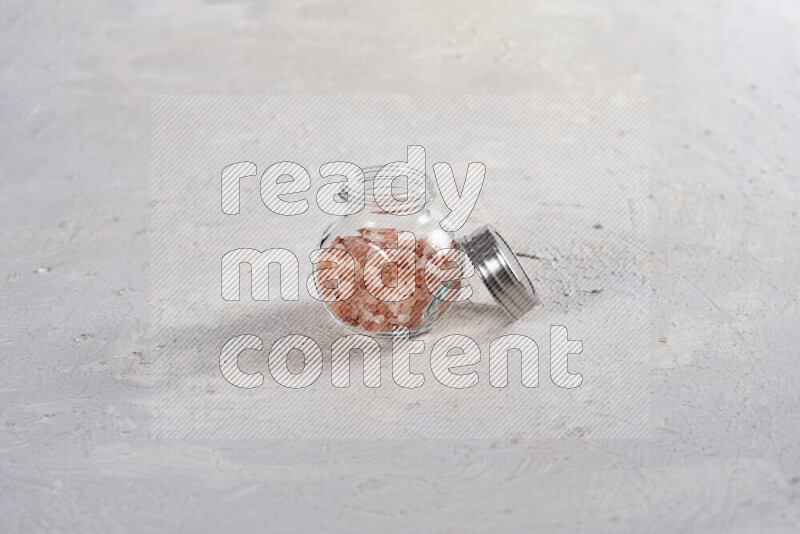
[{"left": 316, "top": 228, "right": 461, "bottom": 333}]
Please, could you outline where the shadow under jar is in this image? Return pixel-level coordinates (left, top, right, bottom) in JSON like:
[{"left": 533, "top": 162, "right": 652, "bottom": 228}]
[{"left": 314, "top": 165, "right": 539, "bottom": 337}]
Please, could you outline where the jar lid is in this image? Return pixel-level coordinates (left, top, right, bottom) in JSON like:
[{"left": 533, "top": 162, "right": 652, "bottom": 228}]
[{"left": 458, "top": 224, "right": 540, "bottom": 320}]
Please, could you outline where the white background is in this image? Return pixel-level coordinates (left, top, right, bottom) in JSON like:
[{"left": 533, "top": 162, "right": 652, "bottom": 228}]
[
  {"left": 150, "top": 95, "right": 650, "bottom": 440},
  {"left": 1, "top": 1, "right": 798, "bottom": 532}
]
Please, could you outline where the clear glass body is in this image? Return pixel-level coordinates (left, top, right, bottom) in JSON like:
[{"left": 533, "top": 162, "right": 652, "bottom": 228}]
[{"left": 315, "top": 169, "right": 461, "bottom": 337}]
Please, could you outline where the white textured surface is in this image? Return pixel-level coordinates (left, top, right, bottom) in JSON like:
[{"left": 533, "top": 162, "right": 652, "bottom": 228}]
[
  {"left": 1, "top": 1, "right": 799, "bottom": 532},
  {"left": 149, "top": 95, "right": 651, "bottom": 440}
]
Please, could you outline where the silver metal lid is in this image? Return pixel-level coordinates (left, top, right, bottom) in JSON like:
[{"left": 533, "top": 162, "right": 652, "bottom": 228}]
[{"left": 459, "top": 224, "right": 540, "bottom": 320}]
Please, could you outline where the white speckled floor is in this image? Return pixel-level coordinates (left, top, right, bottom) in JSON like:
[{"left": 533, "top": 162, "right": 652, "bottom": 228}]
[{"left": 1, "top": 1, "right": 798, "bottom": 532}]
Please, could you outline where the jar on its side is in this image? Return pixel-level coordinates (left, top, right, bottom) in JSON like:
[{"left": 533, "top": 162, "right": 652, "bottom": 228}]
[{"left": 313, "top": 166, "right": 539, "bottom": 337}]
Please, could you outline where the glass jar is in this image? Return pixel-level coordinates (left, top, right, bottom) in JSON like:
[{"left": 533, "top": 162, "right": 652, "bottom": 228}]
[{"left": 313, "top": 165, "right": 539, "bottom": 337}]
